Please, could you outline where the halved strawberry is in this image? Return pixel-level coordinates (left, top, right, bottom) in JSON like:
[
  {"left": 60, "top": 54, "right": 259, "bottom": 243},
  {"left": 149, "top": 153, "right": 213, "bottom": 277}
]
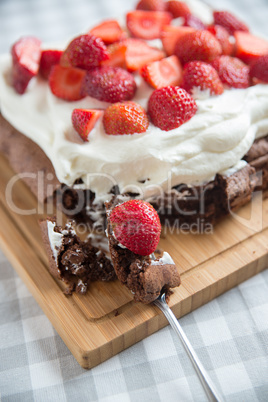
[
  {"left": 61, "top": 34, "right": 109, "bottom": 69},
  {"left": 182, "top": 61, "right": 224, "bottom": 96},
  {"left": 234, "top": 32, "right": 268, "bottom": 64},
  {"left": 211, "top": 56, "right": 250, "bottom": 89},
  {"left": 103, "top": 101, "right": 149, "bottom": 135},
  {"left": 250, "top": 55, "right": 268, "bottom": 83},
  {"left": 136, "top": 0, "right": 166, "bottom": 11},
  {"left": 165, "top": 1, "right": 191, "bottom": 18},
  {"left": 140, "top": 55, "right": 183, "bottom": 89},
  {"left": 174, "top": 30, "right": 222, "bottom": 64},
  {"left": 39, "top": 49, "right": 63, "bottom": 79},
  {"left": 161, "top": 25, "right": 195, "bottom": 56},
  {"left": 11, "top": 36, "right": 41, "bottom": 94},
  {"left": 89, "top": 20, "right": 127, "bottom": 45},
  {"left": 126, "top": 10, "right": 172, "bottom": 40},
  {"left": 207, "top": 25, "right": 233, "bottom": 56},
  {"left": 49, "top": 65, "right": 86, "bottom": 101},
  {"left": 183, "top": 14, "right": 206, "bottom": 30},
  {"left": 123, "top": 38, "right": 165, "bottom": 71},
  {"left": 101, "top": 42, "right": 127, "bottom": 68},
  {"left": 72, "top": 109, "right": 103, "bottom": 141},
  {"left": 213, "top": 10, "right": 249, "bottom": 35}
]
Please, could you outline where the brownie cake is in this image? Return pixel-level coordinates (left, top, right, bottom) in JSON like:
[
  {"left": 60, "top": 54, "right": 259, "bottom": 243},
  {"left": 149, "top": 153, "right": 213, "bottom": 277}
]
[
  {"left": 40, "top": 217, "right": 116, "bottom": 294},
  {"left": 105, "top": 196, "right": 181, "bottom": 303}
]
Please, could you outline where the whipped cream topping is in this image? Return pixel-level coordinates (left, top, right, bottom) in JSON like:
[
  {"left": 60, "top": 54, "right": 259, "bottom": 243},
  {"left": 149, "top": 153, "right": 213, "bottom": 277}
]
[
  {"left": 47, "top": 220, "right": 63, "bottom": 260},
  {"left": 151, "top": 252, "right": 175, "bottom": 266},
  {"left": 0, "top": 0, "right": 268, "bottom": 202}
]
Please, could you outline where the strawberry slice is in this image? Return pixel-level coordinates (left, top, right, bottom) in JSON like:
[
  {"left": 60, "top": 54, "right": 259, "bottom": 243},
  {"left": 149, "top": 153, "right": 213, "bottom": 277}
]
[
  {"left": 140, "top": 55, "right": 183, "bottom": 89},
  {"left": 165, "top": 1, "right": 191, "bottom": 18},
  {"left": 49, "top": 65, "right": 86, "bottom": 101},
  {"left": 101, "top": 42, "right": 127, "bottom": 68},
  {"left": 161, "top": 25, "right": 195, "bottom": 56},
  {"left": 207, "top": 25, "right": 233, "bottom": 56},
  {"left": 136, "top": 0, "right": 166, "bottom": 11},
  {"left": 183, "top": 14, "right": 206, "bottom": 30},
  {"left": 11, "top": 36, "right": 41, "bottom": 94},
  {"left": 89, "top": 20, "right": 127, "bottom": 45},
  {"left": 213, "top": 10, "right": 249, "bottom": 35},
  {"left": 234, "top": 32, "right": 268, "bottom": 64},
  {"left": 72, "top": 109, "right": 103, "bottom": 141},
  {"left": 211, "top": 56, "right": 250, "bottom": 89},
  {"left": 126, "top": 10, "right": 172, "bottom": 40},
  {"left": 250, "top": 55, "right": 268, "bottom": 83},
  {"left": 123, "top": 38, "right": 165, "bottom": 71},
  {"left": 39, "top": 49, "right": 63, "bottom": 79}
]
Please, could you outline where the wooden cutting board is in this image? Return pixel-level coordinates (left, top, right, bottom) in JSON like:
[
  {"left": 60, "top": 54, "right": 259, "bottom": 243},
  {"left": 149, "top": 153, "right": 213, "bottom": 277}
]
[{"left": 0, "top": 153, "right": 267, "bottom": 369}]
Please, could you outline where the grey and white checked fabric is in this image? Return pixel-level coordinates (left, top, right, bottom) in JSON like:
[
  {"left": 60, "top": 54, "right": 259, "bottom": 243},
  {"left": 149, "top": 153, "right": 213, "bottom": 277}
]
[{"left": 0, "top": 0, "right": 268, "bottom": 401}]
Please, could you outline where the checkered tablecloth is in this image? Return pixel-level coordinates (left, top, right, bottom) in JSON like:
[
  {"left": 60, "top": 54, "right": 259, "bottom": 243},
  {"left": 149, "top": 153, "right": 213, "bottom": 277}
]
[{"left": 0, "top": 0, "right": 268, "bottom": 401}]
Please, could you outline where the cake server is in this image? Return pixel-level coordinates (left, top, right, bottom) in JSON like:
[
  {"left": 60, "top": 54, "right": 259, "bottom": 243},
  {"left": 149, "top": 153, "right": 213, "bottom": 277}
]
[{"left": 153, "top": 292, "right": 224, "bottom": 402}]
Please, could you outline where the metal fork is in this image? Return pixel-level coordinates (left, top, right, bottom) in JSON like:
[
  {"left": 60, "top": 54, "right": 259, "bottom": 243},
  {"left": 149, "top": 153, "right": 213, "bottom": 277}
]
[{"left": 153, "top": 293, "right": 224, "bottom": 402}]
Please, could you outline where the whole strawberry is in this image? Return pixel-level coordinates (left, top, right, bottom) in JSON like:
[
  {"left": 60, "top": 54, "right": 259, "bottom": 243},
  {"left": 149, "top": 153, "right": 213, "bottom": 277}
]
[
  {"left": 207, "top": 25, "right": 233, "bottom": 56},
  {"left": 103, "top": 101, "right": 149, "bottom": 135},
  {"left": 165, "top": 1, "right": 191, "bottom": 18},
  {"left": 250, "top": 55, "right": 268, "bottom": 83},
  {"left": 174, "top": 30, "right": 222, "bottom": 64},
  {"left": 61, "top": 34, "right": 109, "bottom": 69},
  {"left": 109, "top": 199, "right": 161, "bottom": 256},
  {"left": 136, "top": 0, "right": 166, "bottom": 11},
  {"left": 148, "top": 86, "right": 197, "bottom": 131},
  {"left": 213, "top": 10, "right": 249, "bottom": 35},
  {"left": 211, "top": 56, "right": 250, "bottom": 89},
  {"left": 83, "top": 66, "right": 136, "bottom": 103},
  {"left": 182, "top": 61, "right": 223, "bottom": 96}
]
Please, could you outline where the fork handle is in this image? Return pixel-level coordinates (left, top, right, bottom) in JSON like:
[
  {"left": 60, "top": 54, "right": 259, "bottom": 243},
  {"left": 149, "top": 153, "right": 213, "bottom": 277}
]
[{"left": 154, "top": 296, "right": 224, "bottom": 402}]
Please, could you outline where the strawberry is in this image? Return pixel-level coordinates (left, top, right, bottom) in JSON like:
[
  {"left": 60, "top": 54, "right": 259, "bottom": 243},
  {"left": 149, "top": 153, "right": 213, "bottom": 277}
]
[
  {"left": 182, "top": 61, "right": 224, "bottom": 96},
  {"left": 126, "top": 10, "right": 172, "bottom": 40},
  {"left": 161, "top": 25, "right": 195, "bottom": 56},
  {"left": 140, "top": 55, "right": 183, "bottom": 89},
  {"left": 250, "top": 55, "right": 268, "bottom": 83},
  {"left": 103, "top": 101, "right": 149, "bottom": 135},
  {"left": 109, "top": 199, "right": 161, "bottom": 255},
  {"left": 39, "top": 49, "right": 63, "bottom": 80},
  {"left": 11, "top": 36, "right": 41, "bottom": 94},
  {"left": 123, "top": 38, "right": 165, "bottom": 71},
  {"left": 174, "top": 30, "right": 222, "bottom": 64},
  {"left": 148, "top": 86, "right": 197, "bottom": 131},
  {"left": 83, "top": 66, "right": 136, "bottom": 103},
  {"left": 183, "top": 14, "right": 206, "bottom": 30},
  {"left": 213, "top": 10, "right": 249, "bottom": 35},
  {"left": 165, "top": 1, "right": 191, "bottom": 18},
  {"left": 207, "top": 25, "right": 233, "bottom": 56},
  {"left": 101, "top": 42, "right": 127, "bottom": 68},
  {"left": 136, "top": 0, "right": 166, "bottom": 11},
  {"left": 211, "top": 56, "right": 250, "bottom": 89},
  {"left": 61, "top": 34, "right": 109, "bottom": 70},
  {"left": 72, "top": 109, "right": 103, "bottom": 141},
  {"left": 89, "top": 20, "right": 127, "bottom": 45},
  {"left": 234, "top": 32, "right": 268, "bottom": 64},
  {"left": 49, "top": 65, "right": 86, "bottom": 101}
]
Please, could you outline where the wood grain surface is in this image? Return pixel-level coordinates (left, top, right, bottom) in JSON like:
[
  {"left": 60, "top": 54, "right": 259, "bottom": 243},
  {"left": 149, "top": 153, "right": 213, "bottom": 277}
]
[{"left": 0, "top": 153, "right": 267, "bottom": 369}]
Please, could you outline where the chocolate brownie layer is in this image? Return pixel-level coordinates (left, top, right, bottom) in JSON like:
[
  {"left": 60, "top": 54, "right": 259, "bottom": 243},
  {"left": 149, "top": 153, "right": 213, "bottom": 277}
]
[
  {"left": 105, "top": 197, "right": 181, "bottom": 304},
  {"left": 243, "top": 135, "right": 268, "bottom": 192},
  {"left": 40, "top": 217, "right": 116, "bottom": 294}
]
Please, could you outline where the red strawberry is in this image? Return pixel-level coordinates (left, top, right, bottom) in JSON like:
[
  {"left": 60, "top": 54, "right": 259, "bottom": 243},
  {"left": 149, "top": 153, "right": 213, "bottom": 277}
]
[
  {"left": 183, "top": 14, "right": 206, "bottom": 30},
  {"left": 83, "top": 66, "right": 136, "bottom": 103},
  {"left": 126, "top": 10, "right": 172, "bottom": 40},
  {"left": 140, "top": 55, "right": 183, "bottom": 89},
  {"left": 61, "top": 34, "right": 109, "bottom": 69},
  {"left": 39, "top": 49, "right": 63, "bottom": 79},
  {"left": 250, "top": 55, "right": 268, "bottom": 83},
  {"left": 72, "top": 108, "right": 103, "bottom": 141},
  {"left": 109, "top": 199, "right": 161, "bottom": 256},
  {"left": 182, "top": 61, "right": 224, "bottom": 96},
  {"left": 123, "top": 38, "right": 165, "bottom": 71},
  {"left": 148, "top": 86, "right": 197, "bottom": 131},
  {"left": 211, "top": 56, "right": 250, "bottom": 89},
  {"left": 234, "top": 32, "right": 268, "bottom": 64},
  {"left": 103, "top": 101, "right": 149, "bottom": 135},
  {"left": 49, "top": 65, "right": 86, "bottom": 101},
  {"left": 165, "top": 1, "right": 191, "bottom": 18},
  {"left": 11, "top": 36, "right": 41, "bottom": 94},
  {"left": 213, "top": 10, "right": 249, "bottom": 35},
  {"left": 161, "top": 25, "right": 195, "bottom": 56},
  {"left": 101, "top": 42, "right": 127, "bottom": 68},
  {"left": 175, "top": 30, "right": 222, "bottom": 64},
  {"left": 207, "top": 25, "right": 233, "bottom": 56},
  {"left": 89, "top": 20, "right": 127, "bottom": 45},
  {"left": 136, "top": 0, "right": 166, "bottom": 11}
]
